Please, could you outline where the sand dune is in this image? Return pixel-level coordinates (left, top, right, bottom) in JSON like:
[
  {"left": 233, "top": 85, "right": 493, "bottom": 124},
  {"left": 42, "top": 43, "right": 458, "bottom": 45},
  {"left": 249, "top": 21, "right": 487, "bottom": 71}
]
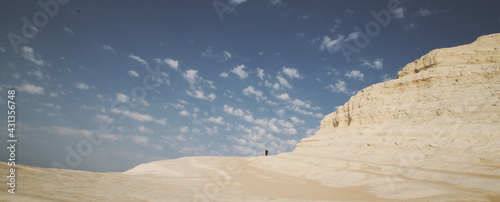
[{"left": 1, "top": 34, "right": 500, "bottom": 201}]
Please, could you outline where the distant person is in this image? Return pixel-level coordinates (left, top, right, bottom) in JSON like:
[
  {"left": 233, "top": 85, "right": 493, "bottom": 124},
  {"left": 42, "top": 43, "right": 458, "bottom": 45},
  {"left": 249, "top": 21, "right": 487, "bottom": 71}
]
[{"left": 265, "top": 149, "right": 268, "bottom": 156}]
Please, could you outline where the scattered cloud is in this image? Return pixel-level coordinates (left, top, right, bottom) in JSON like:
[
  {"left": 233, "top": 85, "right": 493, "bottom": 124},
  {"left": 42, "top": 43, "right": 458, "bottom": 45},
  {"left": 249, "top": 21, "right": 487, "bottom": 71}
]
[
  {"left": 320, "top": 32, "right": 359, "bottom": 53},
  {"left": 17, "top": 83, "right": 44, "bottom": 94},
  {"left": 180, "top": 126, "right": 189, "bottom": 133},
  {"left": 276, "top": 75, "right": 292, "bottom": 89},
  {"left": 116, "top": 93, "right": 128, "bottom": 103},
  {"left": 345, "top": 70, "right": 364, "bottom": 80},
  {"left": 330, "top": 19, "right": 342, "bottom": 33},
  {"left": 381, "top": 74, "right": 392, "bottom": 82},
  {"left": 231, "top": 64, "right": 249, "bottom": 79},
  {"left": 179, "top": 110, "right": 190, "bottom": 116},
  {"left": 63, "top": 27, "right": 75, "bottom": 36},
  {"left": 111, "top": 108, "right": 167, "bottom": 125},
  {"left": 129, "top": 54, "right": 148, "bottom": 66},
  {"left": 164, "top": 58, "right": 179, "bottom": 70},
  {"left": 206, "top": 116, "right": 225, "bottom": 125},
  {"left": 268, "top": 0, "right": 285, "bottom": 7},
  {"left": 243, "top": 86, "right": 266, "bottom": 101},
  {"left": 298, "top": 14, "right": 310, "bottom": 19},
  {"left": 228, "top": 0, "right": 247, "bottom": 6},
  {"left": 175, "top": 135, "right": 187, "bottom": 142},
  {"left": 128, "top": 70, "right": 139, "bottom": 77},
  {"left": 102, "top": 45, "right": 116, "bottom": 53},
  {"left": 76, "top": 82, "right": 90, "bottom": 90},
  {"left": 201, "top": 47, "right": 232, "bottom": 62},
  {"left": 223, "top": 105, "right": 245, "bottom": 116},
  {"left": 137, "top": 126, "right": 154, "bottom": 134},
  {"left": 257, "top": 68, "right": 265, "bottom": 80},
  {"left": 403, "top": 23, "right": 418, "bottom": 31},
  {"left": 417, "top": 8, "right": 432, "bottom": 17},
  {"left": 393, "top": 7, "right": 404, "bottom": 19},
  {"left": 21, "top": 46, "right": 46, "bottom": 66},
  {"left": 275, "top": 93, "right": 290, "bottom": 101},
  {"left": 362, "top": 58, "right": 383, "bottom": 70},
  {"left": 28, "top": 70, "right": 43, "bottom": 79},
  {"left": 183, "top": 69, "right": 217, "bottom": 101},
  {"left": 219, "top": 72, "right": 229, "bottom": 78},
  {"left": 95, "top": 114, "right": 114, "bottom": 124},
  {"left": 326, "top": 80, "right": 347, "bottom": 93},
  {"left": 129, "top": 135, "right": 149, "bottom": 146},
  {"left": 282, "top": 67, "right": 302, "bottom": 79}
]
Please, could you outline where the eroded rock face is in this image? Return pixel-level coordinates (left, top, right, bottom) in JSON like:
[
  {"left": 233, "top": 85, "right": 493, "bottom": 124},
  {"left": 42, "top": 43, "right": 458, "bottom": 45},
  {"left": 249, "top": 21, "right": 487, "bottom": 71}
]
[
  {"left": 281, "top": 33, "right": 500, "bottom": 199},
  {"left": 318, "top": 34, "right": 500, "bottom": 131}
]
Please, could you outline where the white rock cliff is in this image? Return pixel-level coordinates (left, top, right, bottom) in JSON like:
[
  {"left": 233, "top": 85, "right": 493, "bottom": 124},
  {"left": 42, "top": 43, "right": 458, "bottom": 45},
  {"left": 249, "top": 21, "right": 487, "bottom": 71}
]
[{"left": 252, "top": 33, "right": 500, "bottom": 200}]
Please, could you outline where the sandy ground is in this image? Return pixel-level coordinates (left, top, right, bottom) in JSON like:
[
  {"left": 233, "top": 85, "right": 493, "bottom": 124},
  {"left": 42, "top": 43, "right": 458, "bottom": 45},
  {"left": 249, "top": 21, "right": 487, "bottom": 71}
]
[
  {"left": 2, "top": 155, "right": 499, "bottom": 201},
  {"left": 0, "top": 157, "right": 385, "bottom": 201}
]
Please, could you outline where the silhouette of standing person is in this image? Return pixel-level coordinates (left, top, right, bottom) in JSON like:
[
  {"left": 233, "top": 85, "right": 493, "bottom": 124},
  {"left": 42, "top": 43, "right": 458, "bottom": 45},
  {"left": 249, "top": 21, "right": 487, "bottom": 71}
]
[{"left": 265, "top": 149, "right": 268, "bottom": 156}]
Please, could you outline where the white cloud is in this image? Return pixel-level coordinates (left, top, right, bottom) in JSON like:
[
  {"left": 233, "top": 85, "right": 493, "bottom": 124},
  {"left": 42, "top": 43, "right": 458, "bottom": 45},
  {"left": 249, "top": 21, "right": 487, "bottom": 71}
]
[
  {"left": 326, "top": 80, "right": 347, "bottom": 93},
  {"left": 164, "top": 58, "right": 179, "bottom": 70},
  {"left": 219, "top": 72, "right": 229, "bottom": 78},
  {"left": 128, "top": 54, "right": 148, "bottom": 66},
  {"left": 95, "top": 114, "right": 114, "bottom": 123},
  {"left": 206, "top": 116, "right": 225, "bottom": 125},
  {"left": 345, "top": 70, "right": 364, "bottom": 80},
  {"left": 128, "top": 70, "right": 139, "bottom": 77},
  {"left": 228, "top": 0, "right": 247, "bottom": 6},
  {"left": 21, "top": 46, "right": 45, "bottom": 66},
  {"left": 180, "top": 126, "right": 189, "bottom": 133},
  {"left": 362, "top": 58, "right": 383, "bottom": 70},
  {"left": 223, "top": 105, "right": 245, "bottom": 117},
  {"left": 257, "top": 68, "right": 265, "bottom": 80},
  {"left": 137, "top": 126, "right": 154, "bottom": 133},
  {"left": 129, "top": 135, "right": 149, "bottom": 146},
  {"left": 290, "top": 117, "right": 305, "bottom": 125},
  {"left": 49, "top": 93, "right": 58, "bottom": 97},
  {"left": 276, "top": 75, "right": 292, "bottom": 89},
  {"left": 63, "top": 27, "right": 75, "bottom": 36},
  {"left": 102, "top": 45, "right": 116, "bottom": 53},
  {"left": 417, "top": 8, "right": 431, "bottom": 17},
  {"left": 269, "top": 0, "right": 285, "bottom": 6},
  {"left": 183, "top": 69, "right": 199, "bottom": 85},
  {"left": 393, "top": 7, "right": 404, "bottom": 19},
  {"left": 183, "top": 69, "right": 217, "bottom": 101},
  {"left": 403, "top": 23, "right": 418, "bottom": 31},
  {"left": 381, "top": 74, "right": 392, "bottom": 82},
  {"left": 201, "top": 47, "right": 232, "bottom": 62},
  {"left": 330, "top": 19, "right": 342, "bottom": 33},
  {"left": 110, "top": 108, "right": 166, "bottom": 125},
  {"left": 179, "top": 110, "right": 190, "bottom": 116},
  {"left": 17, "top": 83, "right": 44, "bottom": 94},
  {"left": 116, "top": 93, "right": 128, "bottom": 103},
  {"left": 52, "top": 126, "right": 119, "bottom": 141},
  {"left": 176, "top": 135, "right": 187, "bottom": 142},
  {"left": 275, "top": 93, "right": 290, "bottom": 101},
  {"left": 186, "top": 90, "right": 216, "bottom": 102},
  {"left": 282, "top": 67, "right": 301, "bottom": 79},
  {"left": 0, "top": 47, "right": 6, "bottom": 53},
  {"left": 243, "top": 86, "right": 266, "bottom": 101},
  {"left": 205, "top": 126, "right": 218, "bottom": 135},
  {"left": 28, "top": 70, "right": 43, "bottom": 79},
  {"left": 140, "top": 100, "right": 150, "bottom": 107},
  {"left": 320, "top": 32, "right": 359, "bottom": 53},
  {"left": 76, "top": 82, "right": 89, "bottom": 90},
  {"left": 231, "top": 64, "right": 249, "bottom": 79}
]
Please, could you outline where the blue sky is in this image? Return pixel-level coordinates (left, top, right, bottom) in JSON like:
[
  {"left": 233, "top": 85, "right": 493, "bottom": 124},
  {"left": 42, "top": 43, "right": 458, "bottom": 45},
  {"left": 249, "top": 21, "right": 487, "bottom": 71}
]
[{"left": 1, "top": 0, "right": 499, "bottom": 172}]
